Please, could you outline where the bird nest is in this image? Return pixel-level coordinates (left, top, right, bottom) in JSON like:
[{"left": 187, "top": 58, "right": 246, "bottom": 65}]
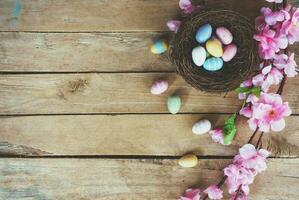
[{"left": 168, "top": 9, "right": 258, "bottom": 92}]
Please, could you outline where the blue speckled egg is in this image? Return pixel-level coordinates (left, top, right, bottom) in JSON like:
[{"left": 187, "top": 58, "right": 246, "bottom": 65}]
[
  {"left": 203, "top": 57, "right": 224, "bottom": 71},
  {"left": 195, "top": 24, "right": 212, "bottom": 43},
  {"left": 150, "top": 39, "right": 168, "bottom": 54}
]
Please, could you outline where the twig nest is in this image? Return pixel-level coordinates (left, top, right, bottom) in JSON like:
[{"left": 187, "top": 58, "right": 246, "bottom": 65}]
[
  {"left": 192, "top": 119, "right": 212, "bottom": 135},
  {"left": 169, "top": 9, "right": 258, "bottom": 92},
  {"left": 178, "top": 153, "right": 198, "bottom": 168}
]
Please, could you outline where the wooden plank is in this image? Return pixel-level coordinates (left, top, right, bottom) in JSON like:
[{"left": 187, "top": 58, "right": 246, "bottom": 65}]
[
  {"left": 1, "top": 32, "right": 299, "bottom": 73},
  {"left": 0, "top": 158, "right": 298, "bottom": 199},
  {"left": 0, "top": 32, "right": 174, "bottom": 72},
  {"left": 0, "top": 0, "right": 264, "bottom": 32},
  {"left": 0, "top": 114, "right": 298, "bottom": 156},
  {"left": 0, "top": 73, "right": 298, "bottom": 115}
]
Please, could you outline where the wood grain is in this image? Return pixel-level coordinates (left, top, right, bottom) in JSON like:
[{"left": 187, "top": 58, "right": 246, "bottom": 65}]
[
  {"left": 0, "top": 73, "right": 298, "bottom": 115},
  {"left": 1, "top": 32, "right": 299, "bottom": 73},
  {"left": 0, "top": 0, "right": 264, "bottom": 32},
  {"left": 0, "top": 32, "right": 173, "bottom": 72},
  {"left": 0, "top": 114, "right": 298, "bottom": 156},
  {"left": 0, "top": 158, "right": 298, "bottom": 199}
]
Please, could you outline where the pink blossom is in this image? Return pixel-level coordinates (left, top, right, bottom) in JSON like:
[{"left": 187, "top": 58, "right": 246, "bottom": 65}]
[
  {"left": 224, "top": 164, "right": 255, "bottom": 194},
  {"left": 273, "top": 53, "right": 298, "bottom": 77},
  {"left": 266, "top": 0, "right": 283, "bottom": 3},
  {"left": 233, "top": 144, "right": 271, "bottom": 173},
  {"left": 204, "top": 185, "right": 223, "bottom": 200},
  {"left": 280, "top": 6, "right": 299, "bottom": 44},
  {"left": 248, "top": 92, "right": 292, "bottom": 132},
  {"left": 240, "top": 106, "right": 252, "bottom": 118},
  {"left": 254, "top": 26, "right": 288, "bottom": 59},
  {"left": 262, "top": 7, "right": 285, "bottom": 26},
  {"left": 256, "top": 65, "right": 283, "bottom": 92},
  {"left": 167, "top": 20, "right": 181, "bottom": 33},
  {"left": 209, "top": 129, "right": 225, "bottom": 145},
  {"left": 179, "top": 0, "right": 199, "bottom": 14},
  {"left": 180, "top": 188, "right": 200, "bottom": 200},
  {"left": 251, "top": 64, "right": 284, "bottom": 93}
]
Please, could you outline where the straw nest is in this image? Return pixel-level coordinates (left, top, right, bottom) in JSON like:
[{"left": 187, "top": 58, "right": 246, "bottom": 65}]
[{"left": 168, "top": 9, "right": 258, "bottom": 92}]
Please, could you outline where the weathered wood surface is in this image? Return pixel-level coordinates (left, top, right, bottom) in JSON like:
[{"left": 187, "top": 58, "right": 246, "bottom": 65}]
[
  {"left": 0, "top": 114, "right": 298, "bottom": 156},
  {"left": 0, "top": 158, "right": 298, "bottom": 200},
  {"left": 0, "top": 32, "right": 173, "bottom": 72},
  {"left": 0, "top": 73, "right": 298, "bottom": 115},
  {"left": 0, "top": 0, "right": 263, "bottom": 32},
  {"left": 1, "top": 32, "right": 299, "bottom": 73}
]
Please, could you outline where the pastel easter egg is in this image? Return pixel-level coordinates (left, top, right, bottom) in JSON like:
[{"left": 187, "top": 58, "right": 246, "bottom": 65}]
[
  {"left": 203, "top": 57, "right": 224, "bottom": 71},
  {"left": 167, "top": 95, "right": 181, "bottom": 114},
  {"left": 151, "top": 80, "right": 168, "bottom": 95},
  {"left": 192, "top": 46, "right": 206, "bottom": 67},
  {"left": 179, "top": 153, "right": 198, "bottom": 168},
  {"left": 222, "top": 44, "right": 237, "bottom": 62},
  {"left": 216, "top": 27, "right": 233, "bottom": 45},
  {"left": 195, "top": 24, "right": 213, "bottom": 43},
  {"left": 192, "top": 119, "right": 212, "bottom": 135},
  {"left": 206, "top": 38, "right": 223, "bottom": 57},
  {"left": 150, "top": 39, "right": 168, "bottom": 54}
]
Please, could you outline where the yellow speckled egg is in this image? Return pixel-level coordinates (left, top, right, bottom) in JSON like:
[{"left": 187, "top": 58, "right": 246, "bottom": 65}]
[
  {"left": 206, "top": 38, "right": 223, "bottom": 57},
  {"left": 178, "top": 153, "right": 198, "bottom": 168}
]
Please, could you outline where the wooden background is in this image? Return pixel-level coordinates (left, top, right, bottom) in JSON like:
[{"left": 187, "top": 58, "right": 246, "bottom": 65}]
[{"left": 0, "top": 0, "right": 298, "bottom": 199}]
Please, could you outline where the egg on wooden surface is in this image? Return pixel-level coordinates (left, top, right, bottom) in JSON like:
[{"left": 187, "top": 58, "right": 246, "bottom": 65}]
[
  {"left": 192, "top": 119, "right": 212, "bottom": 135},
  {"left": 178, "top": 153, "right": 198, "bottom": 168},
  {"left": 150, "top": 80, "right": 168, "bottom": 95},
  {"left": 167, "top": 95, "right": 181, "bottom": 114},
  {"left": 150, "top": 39, "right": 168, "bottom": 54}
]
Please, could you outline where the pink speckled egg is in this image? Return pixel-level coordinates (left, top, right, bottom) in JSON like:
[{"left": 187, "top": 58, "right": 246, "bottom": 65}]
[
  {"left": 216, "top": 27, "right": 233, "bottom": 45},
  {"left": 222, "top": 44, "right": 237, "bottom": 62},
  {"left": 150, "top": 80, "right": 169, "bottom": 95}
]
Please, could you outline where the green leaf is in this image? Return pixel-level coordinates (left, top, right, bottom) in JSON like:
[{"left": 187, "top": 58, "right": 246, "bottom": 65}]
[
  {"left": 250, "top": 87, "right": 261, "bottom": 97},
  {"left": 235, "top": 87, "right": 250, "bottom": 94},
  {"left": 223, "top": 127, "right": 237, "bottom": 145},
  {"left": 223, "top": 113, "right": 237, "bottom": 145}
]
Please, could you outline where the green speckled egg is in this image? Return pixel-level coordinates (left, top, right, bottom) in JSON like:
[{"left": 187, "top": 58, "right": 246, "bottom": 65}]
[{"left": 167, "top": 95, "right": 181, "bottom": 114}]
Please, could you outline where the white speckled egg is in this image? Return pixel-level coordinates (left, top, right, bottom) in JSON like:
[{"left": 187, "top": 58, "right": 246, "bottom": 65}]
[
  {"left": 178, "top": 153, "right": 198, "bottom": 168},
  {"left": 222, "top": 44, "right": 237, "bottom": 62},
  {"left": 192, "top": 46, "right": 206, "bottom": 67},
  {"left": 216, "top": 27, "right": 233, "bottom": 45},
  {"left": 192, "top": 119, "right": 212, "bottom": 135},
  {"left": 151, "top": 80, "right": 168, "bottom": 95},
  {"left": 167, "top": 95, "right": 181, "bottom": 114},
  {"left": 195, "top": 24, "right": 213, "bottom": 43},
  {"left": 203, "top": 57, "right": 224, "bottom": 71}
]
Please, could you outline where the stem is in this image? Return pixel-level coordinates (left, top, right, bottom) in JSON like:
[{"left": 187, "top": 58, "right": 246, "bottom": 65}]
[
  {"left": 255, "top": 132, "right": 264, "bottom": 149},
  {"left": 248, "top": 127, "right": 259, "bottom": 144},
  {"left": 233, "top": 185, "right": 243, "bottom": 200}
]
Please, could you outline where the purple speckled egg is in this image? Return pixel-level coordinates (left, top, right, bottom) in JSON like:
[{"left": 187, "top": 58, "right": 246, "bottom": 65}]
[
  {"left": 150, "top": 80, "right": 168, "bottom": 95},
  {"left": 222, "top": 44, "right": 237, "bottom": 62},
  {"left": 216, "top": 27, "right": 233, "bottom": 45}
]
